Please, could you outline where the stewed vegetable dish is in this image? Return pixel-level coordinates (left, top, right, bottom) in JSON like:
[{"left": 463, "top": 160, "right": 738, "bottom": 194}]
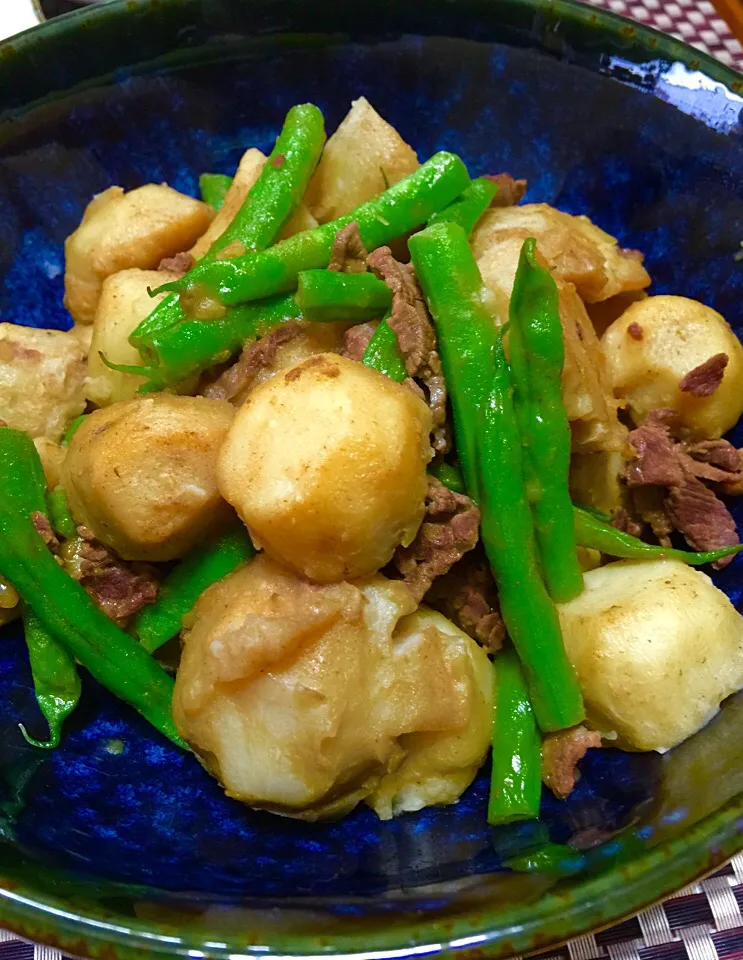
[{"left": 2, "top": 98, "right": 743, "bottom": 826}]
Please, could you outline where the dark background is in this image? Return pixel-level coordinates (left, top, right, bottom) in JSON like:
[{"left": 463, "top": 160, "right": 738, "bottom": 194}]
[{"left": 41, "top": 0, "right": 96, "bottom": 17}]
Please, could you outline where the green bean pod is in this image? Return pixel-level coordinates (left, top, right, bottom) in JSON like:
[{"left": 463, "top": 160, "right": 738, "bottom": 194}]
[
  {"left": 0, "top": 429, "right": 185, "bottom": 749},
  {"left": 574, "top": 506, "right": 743, "bottom": 566},
  {"left": 297, "top": 270, "right": 392, "bottom": 323},
  {"left": 130, "top": 294, "right": 184, "bottom": 353},
  {"left": 131, "top": 103, "right": 325, "bottom": 351},
  {"left": 508, "top": 238, "right": 583, "bottom": 603},
  {"left": 133, "top": 526, "right": 256, "bottom": 653},
  {"left": 139, "top": 295, "right": 302, "bottom": 388},
  {"left": 505, "top": 842, "right": 586, "bottom": 875},
  {"left": 428, "top": 176, "right": 498, "bottom": 235},
  {"left": 209, "top": 103, "right": 326, "bottom": 259},
  {"left": 409, "top": 222, "right": 582, "bottom": 730},
  {"left": 361, "top": 318, "right": 407, "bottom": 383},
  {"left": 428, "top": 462, "right": 467, "bottom": 495},
  {"left": 200, "top": 173, "right": 233, "bottom": 210},
  {"left": 488, "top": 648, "right": 542, "bottom": 825},
  {"left": 159, "top": 153, "right": 471, "bottom": 311},
  {"left": 479, "top": 339, "right": 585, "bottom": 732},
  {"left": 20, "top": 609, "right": 81, "bottom": 750},
  {"left": 46, "top": 487, "right": 77, "bottom": 541},
  {"left": 2, "top": 437, "right": 81, "bottom": 751},
  {"left": 409, "top": 221, "right": 499, "bottom": 502},
  {"left": 62, "top": 415, "right": 87, "bottom": 447}
]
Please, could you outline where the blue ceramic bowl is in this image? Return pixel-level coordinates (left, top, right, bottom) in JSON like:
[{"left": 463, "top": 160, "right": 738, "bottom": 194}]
[{"left": 0, "top": 2, "right": 742, "bottom": 957}]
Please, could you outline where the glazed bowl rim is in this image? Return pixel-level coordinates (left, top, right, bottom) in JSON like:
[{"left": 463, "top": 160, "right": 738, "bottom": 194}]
[{"left": 0, "top": 1, "right": 742, "bottom": 957}]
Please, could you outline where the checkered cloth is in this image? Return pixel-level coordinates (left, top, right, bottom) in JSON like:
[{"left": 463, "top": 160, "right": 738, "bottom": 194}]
[
  {"left": 586, "top": 0, "right": 743, "bottom": 70},
  {"left": 1, "top": 2, "right": 741, "bottom": 959}
]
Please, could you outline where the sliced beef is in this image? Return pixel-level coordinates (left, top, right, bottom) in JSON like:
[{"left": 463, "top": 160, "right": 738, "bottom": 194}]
[
  {"left": 426, "top": 375, "right": 449, "bottom": 453},
  {"left": 158, "top": 251, "right": 195, "bottom": 275},
  {"left": 32, "top": 511, "right": 58, "bottom": 548},
  {"left": 424, "top": 550, "right": 505, "bottom": 652},
  {"left": 394, "top": 477, "right": 480, "bottom": 603},
  {"left": 340, "top": 321, "right": 378, "bottom": 362},
  {"left": 368, "top": 247, "right": 435, "bottom": 374},
  {"left": 484, "top": 173, "right": 528, "bottom": 207},
  {"left": 679, "top": 353, "right": 729, "bottom": 398},
  {"left": 29, "top": 509, "right": 157, "bottom": 623},
  {"left": 203, "top": 322, "right": 304, "bottom": 402},
  {"left": 667, "top": 476, "right": 738, "bottom": 557},
  {"left": 367, "top": 246, "right": 448, "bottom": 451},
  {"left": 328, "top": 222, "right": 368, "bottom": 274},
  {"left": 613, "top": 506, "right": 645, "bottom": 540},
  {"left": 66, "top": 527, "right": 158, "bottom": 623},
  {"left": 683, "top": 439, "right": 743, "bottom": 484},
  {"left": 542, "top": 725, "right": 602, "bottom": 800},
  {"left": 630, "top": 487, "right": 674, "bottom": 546},
  {"left": 625, "top": 411, "right": 683, "bottom": 487},
  {"left": 626, "top": 411, "right": 741, "bottom": 566}
]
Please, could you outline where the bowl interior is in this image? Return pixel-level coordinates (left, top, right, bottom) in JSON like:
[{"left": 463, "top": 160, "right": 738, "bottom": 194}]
[{"left": 1, "top": 1, "right": 743, "bottom": 957}]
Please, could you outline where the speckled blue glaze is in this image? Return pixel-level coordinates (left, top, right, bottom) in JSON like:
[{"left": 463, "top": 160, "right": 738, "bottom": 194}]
[{"left": 0, "top": 0, "right": 742, "bottom": 940}]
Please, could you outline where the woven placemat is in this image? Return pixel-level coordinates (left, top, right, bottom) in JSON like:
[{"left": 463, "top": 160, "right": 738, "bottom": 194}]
[
  {"left": 532, "top": 854, "right": 743, "bottom": 960},
  {"left": 1, "top": 1, "right": 742, "bottom": 959},
  {"left": 2, "top": 855, "right": 743, "bottom": 960}
]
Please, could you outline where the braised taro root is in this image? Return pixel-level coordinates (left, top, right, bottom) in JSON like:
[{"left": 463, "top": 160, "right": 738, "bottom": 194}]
[
  {"left": 0, "top": 324, "right": 86, "bottom": 441},
  {"left": 86, "top": 269, "right": 182, "bottom": 407},
  {"left": 602, "top": 295, "right": 743, "bottom": 440},
  {"left": 63, "top": 395, "right": 233, "bottom": 562},
  {"left": 173, "top": 555, "right": 492, "bottom": 820},
  {"left": 218, "top": 353, "right": 432, "bottom": 581},
  {"left": 64, "top": 183, "right": 213, "bottom": 324},
  {"left": 558, "top": 560, "right": 743, "bottom": 752}
]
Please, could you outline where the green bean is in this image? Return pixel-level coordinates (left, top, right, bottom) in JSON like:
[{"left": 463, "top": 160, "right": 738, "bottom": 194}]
[
  {"left": 429, "top": 176, "right": 498, "bottom": 235},
  {"left": 429, "top": 462, "right": 467, "bottom": 495},
  {"left": 409, "top": 221, "right": 498, "bottom": 502},
  {"left": 0, "top": 428, "right": 80, "bottom": 750},
  {"left": 62, "top": 415, "right": 86, "bottom": 447},
  {"left": 488, "top": 649, "right": 542, "bottom": 825},
  {"left": 296, "top": 270, "right": 392, "bottom": 323},
  {"left": 20, "top": 609, "right": 81, "bottom": 750},
  {"left": 131, "top": 103, "right": 326, "bottom": 351},
  {"left": 130, "top": 295, "right": 183, "bottom": 353},
  {"left": 508, "top": 238, "right": 582, "bottom": 603},
  {"left": 0, "top": 429, "right": 185, "bottom": 748},
  {"left": 505, "top": 842, "right": 586, "bottom": 875},
  {"left": 410, "top": 222, "right": 582, "bottom": 730},
  {"left": 209, "top": 104, "right": 325, "bottom": 259},
  {"left": 200, "top": 173, "right": 232, "bottom": 210},
  {"left": 138, "top": 295, "right": 302, "bottom": 388},
  {"left": 361, "top": 318, "right": 407, "bottom": 383},
  {"left": 479, "top": 337, "right": 584, "bottom": 732},
  {"left": 574, "top": 506, "right": 743, "bottom": 566},
  {"left": 157, "top": 153, "right": 470, "bottom": 311},
  {"left": 133, "top": 526, "right": 256, "bottom": 653},
  {"left": 46, "top": 487, "right": 77, "bottom": 541}
]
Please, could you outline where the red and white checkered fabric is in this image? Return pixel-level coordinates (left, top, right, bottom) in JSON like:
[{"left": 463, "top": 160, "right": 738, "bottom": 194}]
[{"left": 584, "top": 0, "right": 743, "bottom": 70}]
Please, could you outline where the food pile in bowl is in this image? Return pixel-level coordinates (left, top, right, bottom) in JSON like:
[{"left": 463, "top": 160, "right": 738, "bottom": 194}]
[{"left": 2, "top": 97, "right": 742, "bottom": 827}]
